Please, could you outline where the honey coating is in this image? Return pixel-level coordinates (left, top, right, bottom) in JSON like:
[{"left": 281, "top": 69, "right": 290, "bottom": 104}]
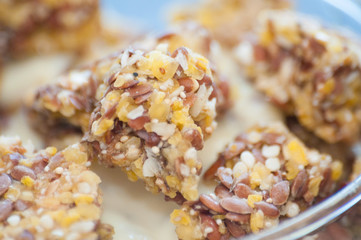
[
  {"left": 171, "top": 123, "right": 343, "bottom": 240},
  {"left": 236, "top": 10, "right": 361, "bottom": 143},
  {"left": 0, "top": 136, "right": 112, "bottom": 239}
]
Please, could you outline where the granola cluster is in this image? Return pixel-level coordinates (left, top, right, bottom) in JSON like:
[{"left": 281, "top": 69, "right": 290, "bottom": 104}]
[
  {"left": 0, "top": 0, "right": 99, "bottom": 60},
  {"left": 85, "top": 44, "right": 227, "bottom": 201},
  {"left": 236, "top": 10, "right": 361, "bottom": 143},
  {"left": 0, "top": 136, "right": 112, "bottom": 239},
  {"left": 171, "top": 124, "right": 343, "bottom": 240},
  {"left": 172, "top": 0, "right": 290, "bottom": 47},
  {"left": 29, "top": 23, "right": 231, "bottom": 139}
]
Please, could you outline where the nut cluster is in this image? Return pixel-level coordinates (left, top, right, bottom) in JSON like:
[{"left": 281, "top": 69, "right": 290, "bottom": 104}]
[
  {"left": 0, "top": 137, "right": 112, "bottom": 239},
  {"left": 85, "top": 44, "right": 227, "bottom": 201},
  {"left": 0, "top": 0, "right": 99, "bottom": 60},
  {"left": 172, "top": 0, "right": 290, "bottom": 47},
  {"left": 29, "top": 22, "right": 231, "bottom": 141},
  {"left": 236, "top": 10, "right": 361, "bottom": 143},
  {"left": 171, "top": 124, "right": 343, "bottom": 240}
]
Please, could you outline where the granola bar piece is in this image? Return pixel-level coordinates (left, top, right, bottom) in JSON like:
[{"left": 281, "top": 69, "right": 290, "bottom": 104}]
[
  {"left": 171, "top": 0, "right": 290, "bottom": 47},
  {"left": 0, "top": 0, "right": 99, "bottom": 60},
  {"left": 0, "top": 136, "right": 112, "bottom": 239},
  {"left": 28, "top": 23, "right": 231, "bottom": 140},
  {"left": 84, "top": 43, "right": 227, "bottom": 201},
  {"left": 171, "top": 123, "right": 343, "bottom": 240},
  {"left": 236, "top": 10, "right": 361, "bottom": 143}
]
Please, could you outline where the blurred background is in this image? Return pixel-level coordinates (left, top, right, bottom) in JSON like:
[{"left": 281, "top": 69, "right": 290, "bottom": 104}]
[{"left": 102, "top": 0, "right": 361, "bottom": 33}]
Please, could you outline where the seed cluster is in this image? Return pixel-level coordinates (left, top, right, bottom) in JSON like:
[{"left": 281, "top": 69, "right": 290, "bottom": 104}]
[
  {"left": 171, "top": 124, "right": 343, "bottom": 240},
  {"left": 236, "top": 10, "right": 361, "bottom": 143},
  {"left": 0, "top": 0, "right": 99, "bottom": 60},
  {"left": 85, "top": 44, "right": 228, "bottom": 201},
  {"left": 172, "top": 0, "right": 290, "bottom": 47},
  {"left": 0, "top": 137, "right": 112, "bottom": 239},
  {"left": 29, "top": 23, "right": 231, "bottom": 141}
]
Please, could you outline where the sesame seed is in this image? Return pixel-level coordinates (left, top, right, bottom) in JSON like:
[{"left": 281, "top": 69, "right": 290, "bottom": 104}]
[
  {"left": 78, "top": 182, "right": 91, "bottom": 194},
  {"left": 190, "top": 209, "right": 196, "bottom": 216},
  {"left": 70, "top": 221, "right": 95, "bottom": 233},
  {"left": 44, "top": 166, "right": 50, "bottom": 172},
  {"left": 204, "top": 227, "right": 214, "bottom": 234},
  {"left": 151, "top": 146, "right": 160, "bottom": 154},
  {"left": 205, "top": 127, "right": 213, "bottom": 134},
  {"left": 180, "top": 164, "right": 190, "bottom": 177},
  {"left": 265, "top": 157, "right": 281, "bottom": 172},
  {"left": 52, "top": 229, "right": 64, "bottom": 237},
  {"left": 54, "top": 167, "right": 64, "bottom": 174},
  {"left": 180, "top": 92, "right": 186, "bottom": 98},
  {"left": 248, "top": 131, "right": 262, "bottom": 143},
  {"left": 7, "top": 215, "right": 20, "bottom": 226},
  {"left": 40, "top": 215, "right": 54, "bottom": 229},
  {"left": 286, "top": 202, "right": 300, "bottom": 217},
  {"left": 121, "top": 136, "right": 129, "bottom": 142},
  {"left": 184, "top": 148, "right": 197, "bottom": 161},
  {"left": 265, "top": 221, "right": 272, "bottom": 228},
  {"left": 216, "top": 219, "right": 222, "bottom": 225},
  {"left": 233, "top": 161, "right": 248, "bottom": 178},
  {"left": 240, "top": 151, "right": 255, "bottom": 168},
  {"left": 261, "top": 145, "right": 281, "bottom": 158}
]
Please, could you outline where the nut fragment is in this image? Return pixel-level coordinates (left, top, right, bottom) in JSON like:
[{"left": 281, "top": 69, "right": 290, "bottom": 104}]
[
  {"left": 225, "top": 220, "right": 245, "bottom": 238},
  {"left": 200, "top": 194, "right": 226, "bottom": 214},
  {"left": 270, "top": 181, "right": 290, "bottom": 205},
  {"left": 215, "top": 184, "right": 233, "bottom": 199},
  {"left": 0, "top": 173, "right": 12, "bottom": 196},
  {"left": 254, "top": 201, "right": 279, "bottom": 217},
  {"left": 200, "top": 214, "right": 221, "bottom": 240},
  {"left": 234, "top": 183, "right": 252, "bottom": 199},
  {"left": 220, "top": 197, "right": 252, "bottom": 214},
  {"left": 0, "top": 200, "right": 13, "bottom": 221},
  {"left": 11, "top": 166, "right": 36, "bottom": 181}
]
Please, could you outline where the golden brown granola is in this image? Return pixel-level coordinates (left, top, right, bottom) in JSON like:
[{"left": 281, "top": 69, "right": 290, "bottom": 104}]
[
  {"left": 171, "top": 0, "right": 290, "bottom": 47},
  {"left": 28, "top": 23, "right": 231, "bottom": 144},
  {"left": 84, "top": 43, "right": 227, "bottom": 201},
  {"left": 236, "top": 10, "right": 361, "bottom": 143},
  {"left": 0, "top": 0, "right": 99, "bottom": 60},
  {"left": 0, "top": 136, "right": 112, "bottom": 239},
  {"left": 171, "top": 123, "right": 343, "bottom": 240}
]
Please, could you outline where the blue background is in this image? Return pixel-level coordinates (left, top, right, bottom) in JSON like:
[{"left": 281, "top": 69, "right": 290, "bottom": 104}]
[{"left": 102, "top": 0, "right": 361, "bottom": 34}]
